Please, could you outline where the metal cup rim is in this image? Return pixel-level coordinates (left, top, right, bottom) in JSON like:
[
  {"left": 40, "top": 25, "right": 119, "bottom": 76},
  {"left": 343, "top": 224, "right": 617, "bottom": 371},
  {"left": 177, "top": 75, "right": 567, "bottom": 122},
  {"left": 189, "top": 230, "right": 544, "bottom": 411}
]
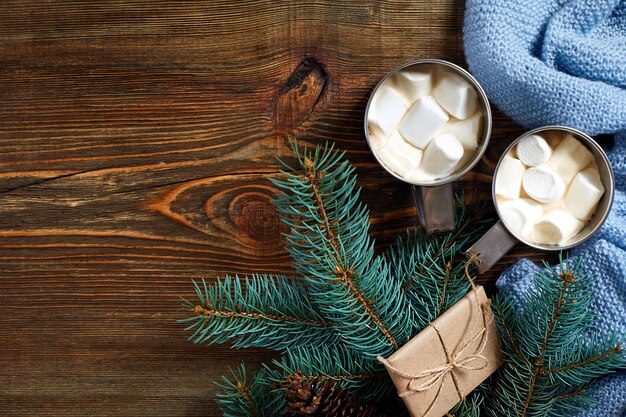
[
  {"left": 363, "top": 58, "right": 493, "bottom": 187},
  {"left": 492, "top": 125, "right": 615, "bottom": 251}
]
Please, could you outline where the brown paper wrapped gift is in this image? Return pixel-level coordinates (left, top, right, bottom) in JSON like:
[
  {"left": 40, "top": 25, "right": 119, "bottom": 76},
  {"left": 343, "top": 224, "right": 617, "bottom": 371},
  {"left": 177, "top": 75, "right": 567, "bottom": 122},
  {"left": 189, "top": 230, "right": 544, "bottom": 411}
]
[{"left": 378, "top": 286, "right": 503, "bottom": 417}]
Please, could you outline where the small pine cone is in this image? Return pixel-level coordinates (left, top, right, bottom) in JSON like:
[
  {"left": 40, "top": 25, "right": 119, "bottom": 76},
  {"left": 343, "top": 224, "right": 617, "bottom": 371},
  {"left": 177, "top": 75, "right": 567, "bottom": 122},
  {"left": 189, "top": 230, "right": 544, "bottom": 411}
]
[{"left": 285, "top": 374, "right": 386, "bottom": 417}]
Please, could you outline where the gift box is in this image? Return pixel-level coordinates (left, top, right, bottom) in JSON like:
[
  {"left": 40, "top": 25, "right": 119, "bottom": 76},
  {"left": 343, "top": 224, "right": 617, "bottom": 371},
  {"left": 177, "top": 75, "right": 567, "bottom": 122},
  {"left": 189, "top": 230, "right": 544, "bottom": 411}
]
[{"left": 378, "top": 286, "right": 503, "bottom": 417}]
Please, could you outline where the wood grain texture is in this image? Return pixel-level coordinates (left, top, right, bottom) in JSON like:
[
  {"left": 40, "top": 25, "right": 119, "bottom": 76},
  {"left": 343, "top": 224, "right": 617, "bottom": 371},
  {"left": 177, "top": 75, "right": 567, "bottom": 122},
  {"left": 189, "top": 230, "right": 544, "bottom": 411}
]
[{"left": 0, "top": 1, "right": 551, "bottom": 416}]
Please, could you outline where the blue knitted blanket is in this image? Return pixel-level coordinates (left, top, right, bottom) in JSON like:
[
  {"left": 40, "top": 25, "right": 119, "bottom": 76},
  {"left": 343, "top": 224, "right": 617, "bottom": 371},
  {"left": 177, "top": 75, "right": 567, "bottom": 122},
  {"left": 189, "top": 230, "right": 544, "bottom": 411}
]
[{"left": 464, "top": 0, "right": 626, "bottom": 415}]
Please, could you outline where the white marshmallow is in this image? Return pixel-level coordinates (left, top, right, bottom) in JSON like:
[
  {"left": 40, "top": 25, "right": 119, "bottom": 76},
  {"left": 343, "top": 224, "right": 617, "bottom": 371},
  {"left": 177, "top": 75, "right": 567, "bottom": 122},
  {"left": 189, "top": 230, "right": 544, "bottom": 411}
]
[
  {"left": 516, "top": 134, "right": 552, "bottom": 166},
  {"left": 453, "top": 149, "right": 476, "bottom": 172},
  {"left": 522, "top": 165, "right": 566, "bottom": 203},
  {"left": 541, "top": 200, "right": 565, "bottom": 213},
  {"left": 368, "top": 85, "right": 409, "bottom": 138},
  {"left": 433, "top": 72, "right": 478, "bottom": 119},
  {"left": 588, "top": 159, "right": 600, "bottom": 173},
  {"left": 544, "top": 130, "right": 564, "bottom": 150},
  {"left": 399, "top": 96, "right": 449, "bottom": 149},
  {"left": 495, "top": 156, "right": 526, "bottom": 199},
  {"left": 367, "top": 123, "right": 387, "bottom": 150},
  {"left": 420, "top": 134, "right": 464, "bottom": 178},
  {"left": 393, "top": 68, "right": 432, "bottom": 103},
  {"left": 440, "top": 112, "right": 482, "bottom": 150},
  {"left": 547, "top": 134, "right": 594, "bottom": 184},
  {"left": 405, "top": 166, "right": 435, "bottom": 183},
  {"left": 564, "top": 167, "right": 605, "bottom": 220},
  {"left": 532, "top": 210, "right": 585, "bottom": 245},
  {"left": 498, "top": 198, "right": 543, "bottom": 238},
  {"left": 376, "top": 130, "right": 423, "bottom": 176}
]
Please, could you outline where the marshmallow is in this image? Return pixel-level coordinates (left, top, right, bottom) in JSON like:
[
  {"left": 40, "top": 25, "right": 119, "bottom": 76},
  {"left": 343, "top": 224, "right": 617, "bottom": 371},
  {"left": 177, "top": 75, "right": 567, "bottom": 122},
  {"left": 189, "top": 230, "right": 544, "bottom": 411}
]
[
  {"left": 588, "top": 159, "right": 600, "bottom": 173},
  {"left": 376, "top": 130, "right": 423, "bottom": 176},
  {"left": 393, "top": 68, "right": 432, "bottom": 103},
  {"left": 547, "top": 134, "right": 594, "bottom": 184},
  {"left": 522, "top": 165, "right": 565, "bottom": 203},
  {"left": 516, "top": 134, "right": 552, "bottom": 166},
  {"left": 440, "top": 112, "right": 482, "bottom": 150},
  {"left": 532, "top": 210, "right": 585, "bottom": 245},
  {"left": 544, "top": 130, "right": 564, "bottom": 150},
  {"left": 541, "top": 200, "right": 564, "bottom": 213},
  {"left": 399, "top": 96, "right": 449, "bottom": 149},
  {"left": 405, "top": 166, "right": 435, "bottom": 183},
  {"left": 564, "top": 167, "right": 605, "bottom": 220},
  {"left": 498, "top": 198, "right": 543, "bottom": 238},
  {"left": 495, "top": 156, "right": 526, "bottom": 199},
  {"left": 367, "top": 123, "right": 387, "bottom": 150},
  {"left": 368, "top": 85, "right": 409, "bottom": 138},
  {"left": 453, "top": 149, "right": 476, "bottom": 172},
  {"left": 420, "top": 134, "right": 464, "bottom": 178},
  {"left": 433, "top": 72, "right": 478, "bottom": 119}
]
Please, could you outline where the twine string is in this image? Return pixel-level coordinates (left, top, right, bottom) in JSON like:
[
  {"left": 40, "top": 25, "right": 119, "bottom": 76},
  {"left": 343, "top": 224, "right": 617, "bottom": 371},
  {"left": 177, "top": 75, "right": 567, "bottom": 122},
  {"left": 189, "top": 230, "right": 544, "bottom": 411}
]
[{"left": 465, "top": 253, "right": 481, "bottom": 289}]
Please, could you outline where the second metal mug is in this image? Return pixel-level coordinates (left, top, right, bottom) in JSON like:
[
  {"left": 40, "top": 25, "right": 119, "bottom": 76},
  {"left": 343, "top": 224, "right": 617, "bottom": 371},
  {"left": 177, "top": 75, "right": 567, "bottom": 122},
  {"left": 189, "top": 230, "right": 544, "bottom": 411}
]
[
  {"left": 364, "top": 59, "right": 492, "bottom": 234},
  {"left": 467, "top": 126, "right": 615, "bottom": 273}
]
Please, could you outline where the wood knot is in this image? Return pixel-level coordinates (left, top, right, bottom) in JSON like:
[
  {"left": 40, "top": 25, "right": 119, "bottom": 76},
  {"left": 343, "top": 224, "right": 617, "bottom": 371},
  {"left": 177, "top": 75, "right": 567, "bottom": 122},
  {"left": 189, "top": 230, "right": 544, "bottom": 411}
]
[
  {"left": 229, "top": 192, "right": 282, "bottom": 243},
  {"left": 273, "top": 57, "right": 329, "bottom": 134}
]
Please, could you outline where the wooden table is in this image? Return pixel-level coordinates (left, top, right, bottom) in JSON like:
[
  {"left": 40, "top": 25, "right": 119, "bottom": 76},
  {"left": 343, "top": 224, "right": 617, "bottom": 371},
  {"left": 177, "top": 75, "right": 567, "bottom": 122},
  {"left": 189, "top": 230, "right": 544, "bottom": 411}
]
[{"left": 0, "top": 1, "right": 547, "bottom": 416}]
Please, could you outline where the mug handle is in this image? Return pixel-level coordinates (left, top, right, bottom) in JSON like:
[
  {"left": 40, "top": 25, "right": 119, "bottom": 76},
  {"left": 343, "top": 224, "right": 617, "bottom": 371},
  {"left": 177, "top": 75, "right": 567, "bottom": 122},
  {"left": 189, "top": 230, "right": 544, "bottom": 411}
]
[
  {"left": 466, "top": 220, "right": 518, "bottom": 273},
  {"left": 411, "top": 183, "right": 456, "bottom": 234}
]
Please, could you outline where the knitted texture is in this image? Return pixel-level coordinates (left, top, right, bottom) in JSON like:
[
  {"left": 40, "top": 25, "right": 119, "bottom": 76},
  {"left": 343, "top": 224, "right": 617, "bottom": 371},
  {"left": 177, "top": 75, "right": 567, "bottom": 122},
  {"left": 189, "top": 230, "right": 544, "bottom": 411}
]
[
  {"left": 465, "top": 0, "right": 626, "bottom": 415},
  {"left": 464, "top": 0, "right": 625, "bottom": 135}
]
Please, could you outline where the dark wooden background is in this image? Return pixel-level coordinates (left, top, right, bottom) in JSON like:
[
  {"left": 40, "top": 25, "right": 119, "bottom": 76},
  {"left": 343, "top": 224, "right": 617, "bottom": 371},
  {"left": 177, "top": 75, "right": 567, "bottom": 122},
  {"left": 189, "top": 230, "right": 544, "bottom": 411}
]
[{"left": 0, "top": 1, "right": 546, "bottom": 416}]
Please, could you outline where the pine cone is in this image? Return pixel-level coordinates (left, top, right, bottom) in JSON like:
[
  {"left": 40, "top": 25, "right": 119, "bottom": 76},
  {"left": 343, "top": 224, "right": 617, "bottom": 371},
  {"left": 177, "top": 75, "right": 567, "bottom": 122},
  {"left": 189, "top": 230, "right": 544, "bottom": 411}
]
[{"left": 285, "top": 374, "right": 386, "bottom": 417}]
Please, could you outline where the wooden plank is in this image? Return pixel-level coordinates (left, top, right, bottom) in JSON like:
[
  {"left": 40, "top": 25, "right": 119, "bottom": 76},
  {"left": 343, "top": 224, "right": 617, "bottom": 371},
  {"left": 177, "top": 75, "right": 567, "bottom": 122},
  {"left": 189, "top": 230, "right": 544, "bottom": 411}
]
[{"left": 0, "top": 1, "right": 549, "bottom": 415}]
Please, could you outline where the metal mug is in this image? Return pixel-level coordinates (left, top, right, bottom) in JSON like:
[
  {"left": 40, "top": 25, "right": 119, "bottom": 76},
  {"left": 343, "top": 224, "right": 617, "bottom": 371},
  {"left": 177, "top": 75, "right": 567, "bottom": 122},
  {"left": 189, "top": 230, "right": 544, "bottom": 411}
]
[
  {"left": 467, "top": 126, "right": 615, "bottom": 273},
  {"left": 364, "top": 59, "right": 492, "bottom": 234}
]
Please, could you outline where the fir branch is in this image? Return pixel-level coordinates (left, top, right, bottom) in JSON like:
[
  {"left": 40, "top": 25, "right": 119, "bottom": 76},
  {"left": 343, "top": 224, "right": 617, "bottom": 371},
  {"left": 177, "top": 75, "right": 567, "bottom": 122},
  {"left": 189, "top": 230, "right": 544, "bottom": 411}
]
[
  {"left": 268, "top": 344, "right": 393, "bottom": 401},
  {"left": 490, "top": 295, "right": 528, "bottom": 365},
  {"left": 300, "top": 152, "right": 396, "bottom": 348},
  {"left": 215, "top": 365, "right": 286, "bottom": 417},
  {"left": 541, "top": 345, "right": 622, "bottom": 375},
  {"left": 487, "top": 256, "right": 626, "bottom": 417},
  {"left": 556, "top": 388, "right": 586, "bottom": 400},
  {"left": 548, "top": 385, "right": 594, "bottom": 417},
  {"left": 543, "top": 334, "right": 625, "bottom": 387},
  {"left": 518, "top": 269, "right": 575, "bottom": 417},
  {"left": 270, "top": 139, "right": 414, "bottom": 356},
  {"left": 437, "top": 261, "right": 452, "bottom": 316},
  {"left": 179, "top": 275, "right": 338, "bottom": 350}
]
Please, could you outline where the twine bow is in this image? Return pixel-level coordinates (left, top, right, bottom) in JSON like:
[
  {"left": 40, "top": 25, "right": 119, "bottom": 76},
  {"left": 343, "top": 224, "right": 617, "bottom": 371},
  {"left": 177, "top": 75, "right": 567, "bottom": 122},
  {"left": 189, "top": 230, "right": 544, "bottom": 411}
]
[{"left": 376, "top": 255, "right": 492, "bottom": 416}]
